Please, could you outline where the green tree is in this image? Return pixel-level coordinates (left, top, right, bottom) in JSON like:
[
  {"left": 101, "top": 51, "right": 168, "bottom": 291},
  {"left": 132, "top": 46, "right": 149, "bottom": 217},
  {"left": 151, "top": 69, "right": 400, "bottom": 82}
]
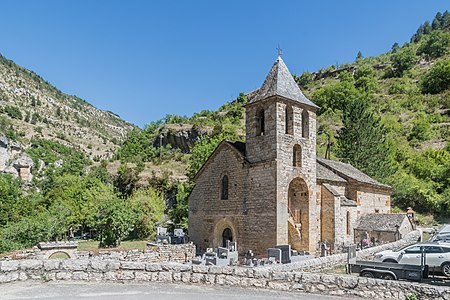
[
  {"left": 391, "top": 42, "right": 400, "bottom": 53},
  {"left": 390, "top": 46, "right": 415, "bottom": 77},
  {"left": 94, "top": 197, "right": 136, "bottom": 247},
  {"left": 354, "top": 65, "right": 377, "bottom": 93},
  {"left": 0, "top": 174, "right": 21, "bottom": 226},
  {"left": 114, "top": 164, "right": 141, "bottom": 198},
  {"left": 356, "top": 51, "right": 363, "bottom": 61},
  {"left": 45, "top": 174, "right": 115, "bottom": 234},
  {"left": 128, "top": 187, "right": 165, "bottom": 239},
  {"left": 417, "top": 30, "right": 450, "bottom": 59},
  {"left": 168, "top": 182, "right": 191, "bottom": 230},
  {"left": 409, "top": 112, "right": 432, "bottom": 142},
  {"left": 297, "top": 72, "right": 314, "bottom": 88},
  {"left": 336, "top": 99, "right": 394, "bottom": 180},
  {"left": 432, "top": 12, "right": 443, "bottom": 30},
  {"left": 421, "top": 58, "right": 450, "bottom": 94},
  {"left": 4, "top": 105, "right": 22, "bottom": 120}
]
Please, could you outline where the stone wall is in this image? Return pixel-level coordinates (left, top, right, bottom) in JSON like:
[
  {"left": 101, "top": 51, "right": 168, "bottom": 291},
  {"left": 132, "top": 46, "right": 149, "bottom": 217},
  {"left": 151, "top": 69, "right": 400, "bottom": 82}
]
[
  {"left": 0, "top": 253, "right": 448, "bottom": 300},
  {"left": 3, "top": 244, "right": 196, "bottom": 263}
]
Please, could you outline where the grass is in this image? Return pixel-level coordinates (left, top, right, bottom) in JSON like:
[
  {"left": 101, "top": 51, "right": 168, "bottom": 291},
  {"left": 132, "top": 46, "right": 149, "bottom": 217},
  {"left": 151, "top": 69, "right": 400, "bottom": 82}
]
[{"left": 77, "top": 240, "right": 148, "bottom": 251}]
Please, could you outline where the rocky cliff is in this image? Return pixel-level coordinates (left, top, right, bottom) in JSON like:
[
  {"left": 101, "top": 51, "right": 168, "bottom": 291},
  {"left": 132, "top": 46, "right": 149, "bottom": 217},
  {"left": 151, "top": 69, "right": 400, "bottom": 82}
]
[{"left": 0, "top": 136, "right": 33, "bottom": 182}]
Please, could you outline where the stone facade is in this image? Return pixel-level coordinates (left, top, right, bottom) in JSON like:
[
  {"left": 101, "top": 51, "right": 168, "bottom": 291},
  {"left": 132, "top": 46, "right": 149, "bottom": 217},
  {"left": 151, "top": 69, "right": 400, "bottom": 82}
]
[{"left": 189, "top": 57, "right": 393, "bottom": 256}]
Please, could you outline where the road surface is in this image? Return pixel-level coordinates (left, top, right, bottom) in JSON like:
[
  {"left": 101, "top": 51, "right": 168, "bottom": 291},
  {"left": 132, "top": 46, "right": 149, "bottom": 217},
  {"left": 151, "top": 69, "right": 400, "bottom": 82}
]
[{"left": 2, "top": 281, "right": 359, "bottom": 300}]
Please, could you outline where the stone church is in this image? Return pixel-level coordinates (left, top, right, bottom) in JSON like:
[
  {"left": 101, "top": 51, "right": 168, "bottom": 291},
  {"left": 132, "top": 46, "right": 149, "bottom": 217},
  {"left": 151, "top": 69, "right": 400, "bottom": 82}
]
[{"left": 188, "top": 56, "right": 392, "bottom": 256}]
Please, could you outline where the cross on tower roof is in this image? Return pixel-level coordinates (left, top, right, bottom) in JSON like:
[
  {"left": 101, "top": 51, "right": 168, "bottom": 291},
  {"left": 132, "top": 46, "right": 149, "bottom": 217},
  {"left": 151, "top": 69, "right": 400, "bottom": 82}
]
[{"left": 276, "top": 45, "right": 283, "bottom": 56}]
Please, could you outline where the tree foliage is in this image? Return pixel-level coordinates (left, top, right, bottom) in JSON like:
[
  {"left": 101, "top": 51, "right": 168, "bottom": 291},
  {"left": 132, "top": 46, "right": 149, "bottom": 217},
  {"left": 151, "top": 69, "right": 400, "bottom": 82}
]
[
  {"left": 421, "top": 58, "right": 450, "bottom": 94},
  {"left": 417, "top": 30, "right": 450, "bottom": 59},
  {"left": 390, "top": 46, "right": 416, "bottom": 77},
  {"left": 336, "top": 99, "right": 395, "bottom": 180}
]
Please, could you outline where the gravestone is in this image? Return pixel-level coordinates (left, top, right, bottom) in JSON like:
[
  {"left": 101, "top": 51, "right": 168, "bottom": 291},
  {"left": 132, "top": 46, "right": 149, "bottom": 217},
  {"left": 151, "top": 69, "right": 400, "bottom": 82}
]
[
  {"left": 275, "top": 244, "right": 291, "bottom": 264},
  {"left": 267, "top": 248, "right": 282, "bottom": 263}
]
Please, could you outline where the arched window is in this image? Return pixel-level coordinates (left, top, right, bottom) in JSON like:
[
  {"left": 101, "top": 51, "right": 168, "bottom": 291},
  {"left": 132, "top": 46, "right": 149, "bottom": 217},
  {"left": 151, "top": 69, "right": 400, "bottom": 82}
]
[
  {"left": 221, "top": 175, "right": 229, "bottom": 200},
  {"left": 346, "top": 211, "right": 351, "bottom": 235},
  {"left": 256, "top": 109, "right": 265, "bottom": 136},
  {"left": 285, "top": 105, "right": 293, "bottom": 135},
  {"left": 302, "top": 110, "right": 309, "bottom": 138},
  {"left": 293, "top": 144, "right": 302, "bottom": 167}
]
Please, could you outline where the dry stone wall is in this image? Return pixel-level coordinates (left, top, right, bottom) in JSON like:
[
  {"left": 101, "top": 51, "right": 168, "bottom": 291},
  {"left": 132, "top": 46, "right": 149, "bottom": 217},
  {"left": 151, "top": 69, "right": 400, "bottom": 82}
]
[
  {"left": 0, "top": 257, "right": 448, "bottom": 300},
  {"left": 4, "top": 244, "right": 196, "bottom": 263}
]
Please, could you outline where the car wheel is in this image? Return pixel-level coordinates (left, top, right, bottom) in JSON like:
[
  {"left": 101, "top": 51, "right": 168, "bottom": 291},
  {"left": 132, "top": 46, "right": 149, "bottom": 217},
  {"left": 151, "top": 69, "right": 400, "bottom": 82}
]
[
  {"left": 441, "top": 263, "right": 450, "bottom": 277},
  {"left": 361, "top": 271, "right": 374, "bottom": 278},
  {"left": 383, "top": 259, "right": 398, "bottom": 263},
  {"left": 383, "top": 273, "right": 395, "bottom": 280}
]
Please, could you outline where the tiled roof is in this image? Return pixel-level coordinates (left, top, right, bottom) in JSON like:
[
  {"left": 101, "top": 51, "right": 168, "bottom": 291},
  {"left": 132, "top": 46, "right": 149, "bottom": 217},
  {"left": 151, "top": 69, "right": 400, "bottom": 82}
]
[
  {"left": 225, "top": 140, "right": 246, "bottom": 157},
  {"left": 249, "top": 57, "right": 319, "bottom": 109},
  {"left": 317, "top": 164, "right": 347, "bottom": 183},
  {"left": 355, "top": 214, "right": 408, "bottom": 232},
  {"left": 322, "top": 183, "right": 357, "bottom": 207},
  {"left": 317, "top": 157, "right": 391, "bottom": 189}
]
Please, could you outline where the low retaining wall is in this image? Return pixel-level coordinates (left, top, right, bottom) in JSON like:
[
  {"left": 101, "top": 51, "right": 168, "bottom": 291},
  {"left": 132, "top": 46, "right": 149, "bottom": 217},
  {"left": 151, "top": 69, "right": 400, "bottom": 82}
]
[
  {"left": 269, "top": 231, "right": 421, "bottom": 272},
  {"left": 0, "top": 258, "right": 448, "bottom": 300},
  {"left": 5, "top": 243, "right": 196, "bottom": 263}
]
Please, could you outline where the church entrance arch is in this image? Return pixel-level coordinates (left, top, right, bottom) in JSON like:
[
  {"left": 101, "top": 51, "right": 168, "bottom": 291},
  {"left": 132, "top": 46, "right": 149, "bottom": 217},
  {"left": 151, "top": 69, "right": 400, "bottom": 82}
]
[
  {"left": 288, "top": 177, "right": 309, "bottom": 251},
  {"left": 222, "top": 228, "right": 233, "bottom": 247},
  {"left": 213, "top": 218, "right": 236, "bottom": 249}
]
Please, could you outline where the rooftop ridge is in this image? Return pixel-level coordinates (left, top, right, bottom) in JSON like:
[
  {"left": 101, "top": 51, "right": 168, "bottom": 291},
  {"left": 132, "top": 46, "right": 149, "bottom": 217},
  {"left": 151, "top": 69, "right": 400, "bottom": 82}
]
[{"left": 249, "top": 56, "right": 319, "bottom": 108}]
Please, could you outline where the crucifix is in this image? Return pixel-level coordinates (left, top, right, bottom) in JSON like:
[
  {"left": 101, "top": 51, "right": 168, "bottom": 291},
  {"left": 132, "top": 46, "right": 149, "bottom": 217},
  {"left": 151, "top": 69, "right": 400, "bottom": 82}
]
[{"left": 276, "top": 44, "right": 283, "bottom": 56}]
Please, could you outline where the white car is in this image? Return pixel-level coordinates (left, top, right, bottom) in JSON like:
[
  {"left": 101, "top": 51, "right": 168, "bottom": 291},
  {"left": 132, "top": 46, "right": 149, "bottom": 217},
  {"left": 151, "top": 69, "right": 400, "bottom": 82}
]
[{"left": 373, "top": 242, "right": 450, "bottom": 277}]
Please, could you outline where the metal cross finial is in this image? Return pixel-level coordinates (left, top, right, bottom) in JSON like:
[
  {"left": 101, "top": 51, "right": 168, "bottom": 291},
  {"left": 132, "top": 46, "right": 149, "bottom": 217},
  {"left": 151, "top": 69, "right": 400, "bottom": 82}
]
[{"left": 276, "top": 44, "right": 283, "bottom": 56}]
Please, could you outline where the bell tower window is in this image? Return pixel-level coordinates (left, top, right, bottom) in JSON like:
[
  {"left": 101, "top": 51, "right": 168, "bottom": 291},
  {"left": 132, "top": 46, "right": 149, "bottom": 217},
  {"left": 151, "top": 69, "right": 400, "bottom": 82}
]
[
  {"left": 285, "top": 105, "right": 293, "bottom": 135},
  {"left": 256, "top": 109, "right": 265, "bottom": 136},
  {"left": 302, "top": 110, "right": 309, "bottom": 138}
]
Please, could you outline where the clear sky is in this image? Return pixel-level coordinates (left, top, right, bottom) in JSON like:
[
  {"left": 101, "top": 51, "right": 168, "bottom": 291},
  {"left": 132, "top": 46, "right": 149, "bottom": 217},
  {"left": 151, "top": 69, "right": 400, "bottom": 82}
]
[{"left": 1, "top": 1, "right": 448, "bottom": 127}]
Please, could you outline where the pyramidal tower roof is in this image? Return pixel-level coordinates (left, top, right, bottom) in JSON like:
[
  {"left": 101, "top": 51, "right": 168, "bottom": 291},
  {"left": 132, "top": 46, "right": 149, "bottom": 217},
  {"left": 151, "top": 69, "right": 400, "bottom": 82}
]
[{"left": 249, "top": 56, "right": 318, "bottom": 108}]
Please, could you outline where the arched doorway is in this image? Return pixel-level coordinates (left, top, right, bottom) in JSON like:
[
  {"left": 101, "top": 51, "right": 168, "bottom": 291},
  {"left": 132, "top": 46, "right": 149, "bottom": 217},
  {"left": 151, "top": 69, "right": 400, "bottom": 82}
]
[
  {"left": 222, "top": 228, "right": 233, "bottom": 247},
  {"left": 288, "top": 177, "right": 309, "bottom": 251}
]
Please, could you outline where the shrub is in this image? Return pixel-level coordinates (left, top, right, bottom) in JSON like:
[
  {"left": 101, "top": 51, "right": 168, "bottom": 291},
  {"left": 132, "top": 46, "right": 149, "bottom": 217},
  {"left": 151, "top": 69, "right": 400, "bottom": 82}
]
[
  {"left": 4, "top": 105, "right": 22, "bottom": 119},
  {"left": 417, "top": 30, "right": 450, "bottom": 59},
  {"left": 390, "top": 46, "right": 416, "bottom": 77},
  {"left": 297, "top": 72, "right": 314, "bottom": 88},
  {"left": 421, "top": 58, "right": 450, "bottom": 94}
]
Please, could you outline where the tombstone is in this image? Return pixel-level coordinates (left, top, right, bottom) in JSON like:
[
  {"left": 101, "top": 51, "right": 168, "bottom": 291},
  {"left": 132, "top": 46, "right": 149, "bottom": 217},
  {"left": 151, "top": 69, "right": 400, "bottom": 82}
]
[
  {"left": 227, "top": 240, "right": 237, "bottom": 252},
  {"left": 275, "top": 244, "right": 291, "bottom": 264},
  {"left": 347, "top": 244, "right": 357, "bottom": 265},
  {"left": 157, "top": 227, "right": 168, "bottom": 236},
  {"left": 267, "top": 248, "right": 282, "bottom": 263},
  {"left": 174, "top": 228, "right": 184, "bottom": 237},
  {"left": 226, "top": 241, "right": 238, "bottom": 264}
]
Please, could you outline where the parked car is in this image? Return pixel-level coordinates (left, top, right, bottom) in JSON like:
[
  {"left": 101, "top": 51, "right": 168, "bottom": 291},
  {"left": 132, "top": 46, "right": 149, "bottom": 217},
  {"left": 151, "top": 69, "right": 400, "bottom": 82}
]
[
  {"left": 431, "top": 233, "right": 450, "bottom": 243},
  {"left": 437, "top": 224, "right": 450, "bottom": 234},
  {"left": 373, "top": 242, "right": 450, "bottom": 277}
]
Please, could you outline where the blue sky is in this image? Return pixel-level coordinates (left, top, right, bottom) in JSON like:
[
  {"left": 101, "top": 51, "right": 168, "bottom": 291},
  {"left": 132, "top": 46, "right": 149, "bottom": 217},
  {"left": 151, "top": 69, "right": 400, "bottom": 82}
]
[{"left": 1, "top": 1, "right": 448, "bottom": 127}]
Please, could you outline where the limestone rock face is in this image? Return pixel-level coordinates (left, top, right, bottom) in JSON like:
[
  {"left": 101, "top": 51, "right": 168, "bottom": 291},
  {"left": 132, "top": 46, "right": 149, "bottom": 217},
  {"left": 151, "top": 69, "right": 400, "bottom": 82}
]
[
  {"left": 3, "top": 165, "right": 19, "bottom": 178},
  {"left": 12, "top": 154, "right": 33, "bottom": 181},
  {"left": 153, "top": 124, "right": 212, "bottom": 153},
  {"left": 0, "top": 136, "right": 33, "bottom": 181},
  {"left": 0, "top": 136, "right": 9, "bottom": 172}
]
